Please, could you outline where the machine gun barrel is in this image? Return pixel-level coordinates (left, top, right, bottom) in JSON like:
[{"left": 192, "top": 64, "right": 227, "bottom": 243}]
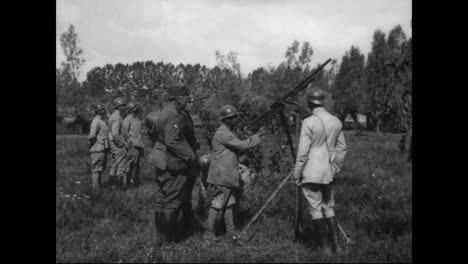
[{"left": 245, "top": 59, "right": 332, "bottom": 130}]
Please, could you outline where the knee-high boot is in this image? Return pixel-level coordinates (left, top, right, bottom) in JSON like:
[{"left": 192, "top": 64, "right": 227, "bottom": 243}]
[
  {"left": 162, "top": 208, "right": 179, "bottom": 243},
  {"left": 152, "top": 207, "right": 164, "bottom": 248},
  {"left": 312, "top": 218, "right": 333, "bottom": 257},
  {"left": 325, "top": 216, "right": 344, "bottom": 255}
]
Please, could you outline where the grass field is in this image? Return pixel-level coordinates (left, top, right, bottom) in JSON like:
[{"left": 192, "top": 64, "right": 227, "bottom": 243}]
[{"left": 56, "top": 130, "right": 412, "bottom": 263}]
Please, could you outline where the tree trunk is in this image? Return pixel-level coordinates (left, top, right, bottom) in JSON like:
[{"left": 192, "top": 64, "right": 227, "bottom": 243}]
[{"left": 376, "top": 119, "right": 382, "bottom": 133}]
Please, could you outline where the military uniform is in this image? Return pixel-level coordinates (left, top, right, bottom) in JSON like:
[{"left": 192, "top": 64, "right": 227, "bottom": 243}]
[
  {"left": 293, "top": 89, "right": 347, "bottom": 256},
  {"left": 88, "top": 114, "right": 110, "bottom": 189},
  {"left": 293, "top": 107, "right": 347, "bottom": 218},
  {"left": 179, "top": 109, "right": 200, "bottom": 237},
  {"left": 206, "top": 123, "right": 261, "bottom": 236},
  {"left": 123, "top": 112, "right": 144, "bottom": 186},
  {"left": 108, "top": 109, "right": 129, "bottom": 187},
  {"left": 148, "top": 101, "right": 196, "bottom": 244}
]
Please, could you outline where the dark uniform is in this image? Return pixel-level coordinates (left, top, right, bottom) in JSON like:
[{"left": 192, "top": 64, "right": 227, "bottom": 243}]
[
  {"left": 179, "top": 109, "right": 200, "bottom": 237},
  {"left": 148, "top": 101, "right": 196, "bottom": 245}
]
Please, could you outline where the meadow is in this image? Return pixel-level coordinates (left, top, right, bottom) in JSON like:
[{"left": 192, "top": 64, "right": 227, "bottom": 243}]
[{"left": 56, "top": 130, "right": 412, "bottom": 263}]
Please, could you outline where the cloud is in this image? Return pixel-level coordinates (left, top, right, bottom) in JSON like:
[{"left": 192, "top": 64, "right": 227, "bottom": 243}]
[{"left": 56, "top": 0, "right": 412, "bottom": 80}]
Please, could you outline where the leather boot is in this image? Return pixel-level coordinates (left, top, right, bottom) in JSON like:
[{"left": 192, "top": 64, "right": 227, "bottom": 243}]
[
  {"left": 162, "top": 208, "right": 179, "bottom": 243},
  {"left": 152, "top": 207, "right": 164, "bottom": 248},
  {"left": 312, "top": 218, "right": 333, "bottom": 257},
  {"left": 326, "top": 217, "right": 344, "bottom": 256}
]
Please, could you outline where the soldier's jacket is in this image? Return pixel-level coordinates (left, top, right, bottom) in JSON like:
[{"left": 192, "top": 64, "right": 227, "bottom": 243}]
[
  {"left": 123, "top": 113, "right": 144, "bottom": 148},
  {"left": 181, "top": 109, "right": 198, "bottom": 151},
  {"left": 149, "top": 102, "right": 195, "bottom": 171},
  {"left": 108, "top": 109, "right": 128, "bottom": 148},
  {"left": 293, "top": 107, "right": 347, "bottom": 184},
  {"left": 206, "top": 124, "right": 261, "bottom": 188},
  {"left": 88, "top": 115, "right": 109, "bottom": 152}
]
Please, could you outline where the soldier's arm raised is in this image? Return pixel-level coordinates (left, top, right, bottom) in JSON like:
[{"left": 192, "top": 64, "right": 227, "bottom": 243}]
[
  {"left": 293, "top": 119, "right": 312, "bottom": 181},
  {"left": 219, "top": 129, "right": 261, "bottom": 152},
  {"left": 164, "top": 112, "right": 195, "bottom": 162}
]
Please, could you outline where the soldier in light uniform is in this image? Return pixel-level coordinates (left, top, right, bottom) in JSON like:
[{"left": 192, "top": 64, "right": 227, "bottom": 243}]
[
  {"left": 204, "top": 105, "right": 266, "bottom": 241},
  {"left": 147, "top": 87, "right": 197, "bottom": 247},
  {"left": 88, "top": 104, "right": 110, "bottom": 190},
  {"left": 123, "top": 102, "right": 144, "bottom": 187},
  {"left": 293, "top": 88, "right": 347, "bottom": 256},
  {"left": 108, "top": 97, "right": 130, "bottom": 189}
]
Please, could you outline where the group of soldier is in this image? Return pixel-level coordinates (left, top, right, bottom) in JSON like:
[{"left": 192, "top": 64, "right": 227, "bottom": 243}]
[
  {"left": 88, "top": 97, "right": 145, "bottom": 191},
  {"left": 87, "top": 86, "right": 348, "bottom": 257}
]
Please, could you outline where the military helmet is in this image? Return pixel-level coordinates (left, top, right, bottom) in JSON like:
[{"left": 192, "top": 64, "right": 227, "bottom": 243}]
[
  {"left": 199, "top": 154, "right": 211, "bottom": 169},
  {"left": 219, "top": 105, "right": 239, "bottom": 120},
  {"left": 127, "top": 102, "right": 139, "bottom": 111},
  {"left": 94, "top": 104, "right": 105, "bottom": 113},
  {"left": 113, "top": 97, "right": 127, "bottom": 108},
  {"left": 306, "top": 88, "right": 326, "bottom": 106}
]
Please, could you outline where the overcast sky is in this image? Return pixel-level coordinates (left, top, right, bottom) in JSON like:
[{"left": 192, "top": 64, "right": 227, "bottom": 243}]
[{"left": 56, "top": 0, "right": 412, "bottom": 81}]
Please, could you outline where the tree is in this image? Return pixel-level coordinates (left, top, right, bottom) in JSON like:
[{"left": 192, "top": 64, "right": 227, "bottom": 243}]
[
  {"left": 332, "top": 46, "right": 366, "bottom": 121},
  {"left": 57, "top": 24, "right": 86, "bottom": 117},
  {"left": 60, "top": 24, "right": 86, "bottom": 80},
  {"left": 365, "top": 29, "right": 390, "bottom": 132},
  {"left": 285, "top": 40, "right": 314, "bottom": 70}
]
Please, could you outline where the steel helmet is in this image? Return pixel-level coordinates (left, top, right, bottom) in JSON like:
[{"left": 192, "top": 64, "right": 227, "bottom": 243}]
[
  {"left": 127, "top": 102, "right": 139, "bottom": 111},
  {"left": 306, "top": 88, "right": 326, "bottom": 106},
  {"left": 94, "top": 104, "right": 105, "bottom": 113},
  {"left": 219, "top": 105, "right": 239, "bottom": 120},
  {"left": 199, "top": 154, "right": 211, "bottom": 169},
  {"left": 114, "top": 97, "right": 127, "bottom": 108}
]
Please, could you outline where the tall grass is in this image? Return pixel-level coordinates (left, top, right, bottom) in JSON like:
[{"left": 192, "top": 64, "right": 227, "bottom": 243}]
[{"left": 56, "top": 131, "right": 411, "bottom": 263}]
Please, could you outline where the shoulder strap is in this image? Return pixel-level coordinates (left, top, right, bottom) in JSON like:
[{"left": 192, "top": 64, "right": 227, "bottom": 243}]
[{"left": 126, "top": 116, "right": 132, "bottom": 135}]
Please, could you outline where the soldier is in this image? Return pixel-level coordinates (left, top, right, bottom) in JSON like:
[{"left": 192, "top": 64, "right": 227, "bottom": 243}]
[
  {"left": 123, "top": 102, "right": 144, "bottom": 187},
  {"left": 178, "top": 96, "right": 201, "bottom": 238},
  {"left": 293, "top": 88, "right": 347, "bottom": 256},
  {"left": 88, "top": 104, "right": 110, "bottom": 191},
  {"left": 108, "top": 97, "right": 130, "bottom": 190},
  {"left": 204, "top": 105, "right": 266, "bottom": 241},
  {"left": 148, "top": 87, "right": 197, "bottom": 248}
]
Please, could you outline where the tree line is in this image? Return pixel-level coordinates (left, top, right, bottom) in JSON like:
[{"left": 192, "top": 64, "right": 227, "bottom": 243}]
[{"left": 56, "top": 23, "right": 412, "bottom": 133}]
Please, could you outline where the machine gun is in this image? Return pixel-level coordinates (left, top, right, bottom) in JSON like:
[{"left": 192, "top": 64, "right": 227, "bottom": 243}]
[{"left": 232, "top": 58, "right": 332, "bottom": 245}]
